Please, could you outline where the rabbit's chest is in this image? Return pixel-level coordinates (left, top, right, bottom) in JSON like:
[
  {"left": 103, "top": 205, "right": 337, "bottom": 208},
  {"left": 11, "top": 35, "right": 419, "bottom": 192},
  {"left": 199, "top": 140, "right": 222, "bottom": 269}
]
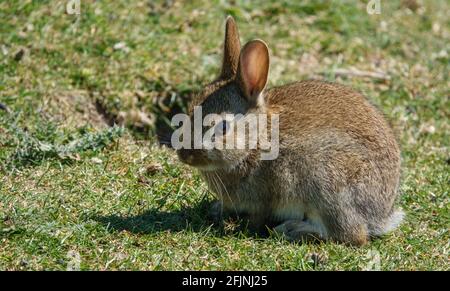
[{"left": 205, "top": 174, "right": 269, "bottom": 212}]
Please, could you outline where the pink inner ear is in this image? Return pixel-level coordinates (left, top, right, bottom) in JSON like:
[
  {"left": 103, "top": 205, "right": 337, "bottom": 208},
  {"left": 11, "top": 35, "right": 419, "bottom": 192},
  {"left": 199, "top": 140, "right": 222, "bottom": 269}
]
[{"left": 239, "top": 40, "right": 269, "bottom": 99}]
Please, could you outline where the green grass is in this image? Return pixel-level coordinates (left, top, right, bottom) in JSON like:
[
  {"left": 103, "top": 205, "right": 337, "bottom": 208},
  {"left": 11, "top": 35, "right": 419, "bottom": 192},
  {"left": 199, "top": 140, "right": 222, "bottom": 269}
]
[{"left": 0, "top": 0, "right": 449, "bottom": 270}]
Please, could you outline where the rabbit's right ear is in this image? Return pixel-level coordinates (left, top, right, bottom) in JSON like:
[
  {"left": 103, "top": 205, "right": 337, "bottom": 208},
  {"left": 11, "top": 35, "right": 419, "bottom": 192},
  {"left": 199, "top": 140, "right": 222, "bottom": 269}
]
[
  {"left": 220, "top": 16, "right": 241, "bottom": 79},
  {"left": 237, "top": 40, "right": 270, "bottom": 108}
]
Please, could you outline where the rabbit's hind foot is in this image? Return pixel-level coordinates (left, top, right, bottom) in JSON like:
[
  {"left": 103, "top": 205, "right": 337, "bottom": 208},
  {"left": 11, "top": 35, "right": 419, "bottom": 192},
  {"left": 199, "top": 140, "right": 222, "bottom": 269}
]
[{"left": 274, "top": 219, "right": 327, "bottom": 243}]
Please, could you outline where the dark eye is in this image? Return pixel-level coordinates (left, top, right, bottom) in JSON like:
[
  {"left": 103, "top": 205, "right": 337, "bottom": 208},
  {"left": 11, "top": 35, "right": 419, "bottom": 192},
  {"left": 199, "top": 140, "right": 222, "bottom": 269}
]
[{"left": 215, "top": 120, "right": 230, "bottom": 136}]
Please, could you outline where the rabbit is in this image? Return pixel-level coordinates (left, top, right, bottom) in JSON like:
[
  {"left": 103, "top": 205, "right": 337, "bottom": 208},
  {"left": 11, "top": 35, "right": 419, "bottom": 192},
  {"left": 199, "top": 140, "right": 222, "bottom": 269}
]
[{"left": 176, "top": 16, "right": 403, "bottom": 245}]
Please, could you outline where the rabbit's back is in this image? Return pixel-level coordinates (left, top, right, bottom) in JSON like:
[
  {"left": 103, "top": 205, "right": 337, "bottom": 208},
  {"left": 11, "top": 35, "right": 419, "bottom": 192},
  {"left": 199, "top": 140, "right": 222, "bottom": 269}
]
[{"left": 266, "top": 80, "right": 399, "bottom": 156}]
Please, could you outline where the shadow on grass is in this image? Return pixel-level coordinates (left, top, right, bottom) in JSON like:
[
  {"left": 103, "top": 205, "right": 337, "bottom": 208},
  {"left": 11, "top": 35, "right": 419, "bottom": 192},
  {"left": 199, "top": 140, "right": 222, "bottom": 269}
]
[
  {"left": 93, "top": 200, "right": 220, "bottom": 235},
  {"left": 92, "top": 200, "right": 274, "bottom": 240}
]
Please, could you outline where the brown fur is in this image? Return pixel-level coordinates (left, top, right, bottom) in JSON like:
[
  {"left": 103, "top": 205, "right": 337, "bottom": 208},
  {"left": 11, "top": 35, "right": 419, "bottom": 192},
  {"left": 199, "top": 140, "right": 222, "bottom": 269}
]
[{"left": 177, "top": 17, "right": 403, "bottom": 245}]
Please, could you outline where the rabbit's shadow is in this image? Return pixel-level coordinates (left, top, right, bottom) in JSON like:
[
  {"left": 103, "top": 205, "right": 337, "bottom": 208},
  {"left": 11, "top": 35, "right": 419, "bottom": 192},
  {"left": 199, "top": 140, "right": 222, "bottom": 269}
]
[{"left": 93, "top": 200, "right": 223, "bottom": 235}]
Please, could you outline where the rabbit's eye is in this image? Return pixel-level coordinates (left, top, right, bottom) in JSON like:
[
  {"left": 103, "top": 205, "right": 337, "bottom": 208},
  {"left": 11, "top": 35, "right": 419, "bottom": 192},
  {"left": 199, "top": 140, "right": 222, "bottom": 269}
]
[{"left": 215, "top": 120, "right": 230, "bottom": 136}]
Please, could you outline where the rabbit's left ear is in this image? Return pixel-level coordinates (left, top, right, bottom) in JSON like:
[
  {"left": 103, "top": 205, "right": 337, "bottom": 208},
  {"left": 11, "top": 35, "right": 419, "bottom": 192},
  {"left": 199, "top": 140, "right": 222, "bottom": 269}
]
[
  {"left": 220, "top": 16, "right": 241, "bottom": 79},
  {"left": 237, "top": 39, "right": 270, "bottom": 107}
]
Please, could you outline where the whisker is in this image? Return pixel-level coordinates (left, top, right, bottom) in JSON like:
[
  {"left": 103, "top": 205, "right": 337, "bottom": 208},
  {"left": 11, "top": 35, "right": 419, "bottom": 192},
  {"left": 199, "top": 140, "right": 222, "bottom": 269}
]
[
  {"left": 210, "top": 173, "right": 224, "bottom": 215},
  {"left": 212, "top": 174, "right": 225, "bottom": 217},
  {"left": 215, "top": 172, "right": 238, "bottom": 217}
]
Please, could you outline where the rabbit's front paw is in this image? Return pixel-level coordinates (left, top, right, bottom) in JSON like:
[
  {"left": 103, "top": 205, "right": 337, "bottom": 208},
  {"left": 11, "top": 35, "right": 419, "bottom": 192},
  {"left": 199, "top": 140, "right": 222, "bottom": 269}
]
[{"left": 274, "top": 220, "right": 325, "bottom": 242}]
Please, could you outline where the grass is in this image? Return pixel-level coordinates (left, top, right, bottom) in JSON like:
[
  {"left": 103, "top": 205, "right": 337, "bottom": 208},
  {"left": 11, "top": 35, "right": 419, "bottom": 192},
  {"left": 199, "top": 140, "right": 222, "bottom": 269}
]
[{"left": 0, "top": 0, "right": 449, "bottom": 270}]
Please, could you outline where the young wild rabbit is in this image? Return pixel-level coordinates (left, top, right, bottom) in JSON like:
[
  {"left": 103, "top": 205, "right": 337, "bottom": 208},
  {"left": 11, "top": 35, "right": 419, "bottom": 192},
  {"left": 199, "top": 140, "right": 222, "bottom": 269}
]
[{"left": 176, "top": 16, "right": 403, "bottom": 245}]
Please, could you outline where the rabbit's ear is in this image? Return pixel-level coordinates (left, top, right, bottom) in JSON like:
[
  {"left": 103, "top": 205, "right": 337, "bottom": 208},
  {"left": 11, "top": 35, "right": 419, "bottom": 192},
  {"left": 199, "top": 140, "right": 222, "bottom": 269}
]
[
  {"left": 237, "top": 40, "right": 269, "bottom": 107},
  {"left": 220, "top": 16, "right": 241, "bottom": 79}
]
